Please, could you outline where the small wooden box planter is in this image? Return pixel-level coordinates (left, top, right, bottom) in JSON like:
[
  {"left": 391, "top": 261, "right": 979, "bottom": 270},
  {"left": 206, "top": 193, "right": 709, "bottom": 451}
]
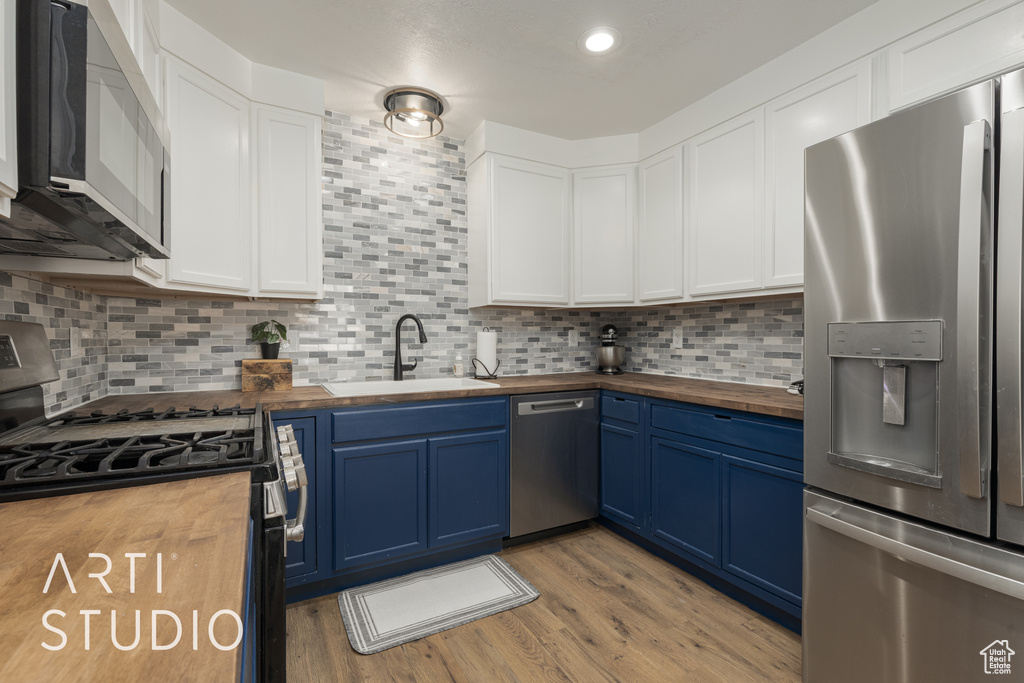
[{"left": 241, "top": 359, "right": 293, "bottom": 392}]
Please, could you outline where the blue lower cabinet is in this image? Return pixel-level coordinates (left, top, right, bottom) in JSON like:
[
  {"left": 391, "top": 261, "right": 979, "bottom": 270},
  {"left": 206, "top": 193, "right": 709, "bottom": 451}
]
[
  {"left": 721, "top": 454, "right": 804, "bottom": 606},
  {"left": 273, "top": 415, "right": 318, "bottom": 581},
  {"left": 650, "top": 437, "right": 720, "bottom": 565},
  {"left": 599, "top": 422, "right": 643, "bottom": 531},
  {"left": 332, "top": 439, "right": 428, "bottom": 571},
  {"left": 428, "top": 430, "right": 509, "bottom": 547}
]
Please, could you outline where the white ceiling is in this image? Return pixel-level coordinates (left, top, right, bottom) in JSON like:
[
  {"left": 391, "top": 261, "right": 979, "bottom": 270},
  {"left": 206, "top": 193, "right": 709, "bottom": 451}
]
[{"left": 165, "top": 0, "right": 879, "bottom": 141}]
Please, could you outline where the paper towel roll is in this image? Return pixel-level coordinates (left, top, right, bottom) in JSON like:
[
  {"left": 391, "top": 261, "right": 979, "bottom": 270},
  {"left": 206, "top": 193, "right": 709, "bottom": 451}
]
[{"left": 475, "top": 329, "right": 498, "bottom": 377}]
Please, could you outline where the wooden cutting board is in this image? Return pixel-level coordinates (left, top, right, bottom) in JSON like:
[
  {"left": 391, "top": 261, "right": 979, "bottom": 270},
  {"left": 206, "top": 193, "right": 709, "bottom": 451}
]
[
  {"left": 0, "top": 472, "right": 252, "bottom": 682},
  {"left": 241, "top": 359, "right": 293, "bottom": 392}
]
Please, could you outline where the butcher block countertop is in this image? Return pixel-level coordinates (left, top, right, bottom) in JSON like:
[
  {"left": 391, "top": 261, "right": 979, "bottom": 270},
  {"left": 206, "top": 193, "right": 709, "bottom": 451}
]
[
  {"left": 86, "top": 372, "right": 802, "bottom": 420},
  {"left": 0, "top": 472, "right": 251, "bottom": 683}
]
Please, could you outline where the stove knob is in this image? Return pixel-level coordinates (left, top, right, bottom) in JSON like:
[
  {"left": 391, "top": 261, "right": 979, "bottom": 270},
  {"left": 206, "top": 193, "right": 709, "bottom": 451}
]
[{"left": 281, "top": 453, "right": 308, "bottom": 491}]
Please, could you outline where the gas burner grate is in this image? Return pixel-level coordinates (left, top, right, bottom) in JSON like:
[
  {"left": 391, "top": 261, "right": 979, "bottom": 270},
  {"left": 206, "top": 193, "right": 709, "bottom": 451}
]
[
  {"left": 0, "top": 427, "right": 257, "bottom": 485},
  {"left": 47, "top": 405, "right": 256, "bottom": 427}
]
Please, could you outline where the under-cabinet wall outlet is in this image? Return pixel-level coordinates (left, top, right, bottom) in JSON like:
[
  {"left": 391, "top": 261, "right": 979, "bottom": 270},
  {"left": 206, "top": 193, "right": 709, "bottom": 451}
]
[
  {"left": 672, "top": 328, "right": 684, "bottom": 349},
  {"left": 70, "top": 326, "right": 83, "bottom": 358},
  {"left": 568, "top": 330, "right": 580, "bottom": 347}
]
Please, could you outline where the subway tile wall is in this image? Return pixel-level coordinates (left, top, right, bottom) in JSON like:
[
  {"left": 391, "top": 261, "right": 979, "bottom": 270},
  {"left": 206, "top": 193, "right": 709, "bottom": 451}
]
[
  {"left": 0, "top": 271, "right": 108, "bottom": 414},
  {"left": 6, "top": 112, "right": 803, "bottom": 410}
]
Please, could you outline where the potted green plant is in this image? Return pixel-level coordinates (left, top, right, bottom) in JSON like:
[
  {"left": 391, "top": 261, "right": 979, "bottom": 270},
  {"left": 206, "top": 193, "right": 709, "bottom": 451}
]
[{"left": 251, "top": 319, "right": 288, "bottom": 360}]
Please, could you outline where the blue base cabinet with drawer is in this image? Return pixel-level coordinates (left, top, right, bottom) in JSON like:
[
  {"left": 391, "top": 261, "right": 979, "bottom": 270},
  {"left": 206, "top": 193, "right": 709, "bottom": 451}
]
[
  {"left": 599, "top": 392, "right": 645, "bottom": 531},
  {"left": 599, "top": 395, "right": 804, "bottom": 632},
  {"left": 283, "top": 397, "right": 509, "bottom": 602}
]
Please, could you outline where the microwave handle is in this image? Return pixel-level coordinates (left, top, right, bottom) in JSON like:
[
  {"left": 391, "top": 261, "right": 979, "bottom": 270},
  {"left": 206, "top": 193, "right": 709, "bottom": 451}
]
[{"left": 956, "top": 119, "right": 990, "bottom": 500}]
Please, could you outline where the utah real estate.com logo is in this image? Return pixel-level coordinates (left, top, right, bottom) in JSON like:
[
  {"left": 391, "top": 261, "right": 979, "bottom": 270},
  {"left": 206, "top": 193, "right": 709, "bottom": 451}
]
[{"left": 980, "top": 640, "right": 1015, "bottom": 675}]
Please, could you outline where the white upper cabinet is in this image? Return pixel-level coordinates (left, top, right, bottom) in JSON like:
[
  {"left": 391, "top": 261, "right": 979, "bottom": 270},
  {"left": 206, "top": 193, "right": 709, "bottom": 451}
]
[
  {"left": 469, "top": 154, "right": 571, "bottom": 306},
  {"left": 164, "top": 55, "right": 251, "bottom": 292},
  {"left": 637, "top": 146, "right": 684, "bottom": 302},
  {"left": 888, "top": 0, "right": 1024, "bottom": 112},
  {"left": 255, "top": 105, "right": 323, "bottom": 297},
  {"left": 573, "top": 165, "right": 636, "bottom": 305},
  {"left": 0, "top": 0, "right": 17, "bottom": 218},
  {"left": 764, "top": 63, "right": 871, "bottom": 288},
  {"left": 135, "top": 0, "right": 162, "bottom": 110},
  {"left": 688, "top": 111, "right": 764, "bottom": 297}
]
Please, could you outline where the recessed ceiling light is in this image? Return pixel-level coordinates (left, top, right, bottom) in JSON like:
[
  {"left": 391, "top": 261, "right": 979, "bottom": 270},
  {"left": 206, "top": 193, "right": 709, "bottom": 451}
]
[{"left": 577, "top": 27, "right": 622, "bottom": 55}]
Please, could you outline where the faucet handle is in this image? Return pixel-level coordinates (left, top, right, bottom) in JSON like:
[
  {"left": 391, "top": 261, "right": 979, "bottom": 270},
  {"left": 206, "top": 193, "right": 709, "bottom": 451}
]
[{"left": 402, "top": 359, "right": 418, "bottom": 373}]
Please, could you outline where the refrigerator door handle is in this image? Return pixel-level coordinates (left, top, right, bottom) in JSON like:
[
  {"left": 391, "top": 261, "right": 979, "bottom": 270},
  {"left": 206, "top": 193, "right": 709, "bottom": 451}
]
[
  {"left": 956, "top": 119, "right": 990, "bottom": 499},
  {"left": 998, "top": 107, "right": 1024, "bottom": 507},
  {"left": 806, "top": 505, "right": 1024, "bottom": 600}
]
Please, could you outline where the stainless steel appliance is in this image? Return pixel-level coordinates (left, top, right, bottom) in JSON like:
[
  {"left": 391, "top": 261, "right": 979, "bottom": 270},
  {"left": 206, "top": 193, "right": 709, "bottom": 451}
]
[
  {"left": 0, "top": 321, "right": 305, "bottom": 682},
  {"left": 2, "top": 0, "right": 170, "bottom": 260},
  {"left": 595, "top": 324, "right": 625, "bottom": 375},
  {"left": 803, "top": 68, "right": 1024, "bottom": 681},
  {"left": 509, "top": 391, "right": 599, "bottom": 537}
]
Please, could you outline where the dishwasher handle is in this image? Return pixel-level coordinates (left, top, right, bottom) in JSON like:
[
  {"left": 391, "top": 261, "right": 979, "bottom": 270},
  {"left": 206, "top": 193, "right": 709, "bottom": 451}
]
[{"left": 517, "top": 397, "right": 595, "bottom": 416}]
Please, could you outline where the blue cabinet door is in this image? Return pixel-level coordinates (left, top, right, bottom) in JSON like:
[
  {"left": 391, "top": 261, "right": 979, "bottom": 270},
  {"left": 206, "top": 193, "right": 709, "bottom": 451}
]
[
  {"left": 273, "top": 415, "right": 318, "bottom": 581},
  {"left": 599, "top": 422, "right": 644, "bottom": 531},
  {"left": 721, "top": 454, "right": 804, "bottom": 605},
  {"left": 650, "top": 436, "right": 720, "bottom": 565},
  {"left": 332, "top": 439, "right": 428, "bottom": 571},
  {"left": 428, "top": 430, "right": 509, "bottom": 547}
]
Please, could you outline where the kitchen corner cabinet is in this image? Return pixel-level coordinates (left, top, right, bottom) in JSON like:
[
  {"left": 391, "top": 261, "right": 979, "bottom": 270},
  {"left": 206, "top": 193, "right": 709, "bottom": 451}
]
[
  {"left": 637, "top": 146, "right": 684, "bottom": 302},
  {"left": 329, "top": 398, "right": 509, "bottom": 574},
  {"left": 599, "top": 395, "right": 804, "bottom": 625},
  {"left": 0, "top": 0, "right": 17, "bottom": 218},
  {"left": 687, "top": 111, "right": 764, "bottom": 297},
  {"left": 468, "top": 154, "right": 571, "bottom": 307},
  {"left": 764, "top": 63, "right": 870, "bottom": 288},
  {"left": 164, "top": 55, "right": 253, "bottom": 292},
  {"left": 572, "top": 165, "right": 636, "bottom": 305},
  {"left": 255, "top": 105, "right": 324, "bottom": 297}
]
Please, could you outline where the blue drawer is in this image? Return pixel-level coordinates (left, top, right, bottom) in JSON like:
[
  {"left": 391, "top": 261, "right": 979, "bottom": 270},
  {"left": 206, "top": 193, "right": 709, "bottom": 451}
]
[
  {"left": 332, "top": 397, "right": 508, "bottom": 443},
  {"left": 602, "top": 394, "right": 640, "bottom": 424},
  {"left": 649, "top": 401, "right": 802, "bottom": 463}
]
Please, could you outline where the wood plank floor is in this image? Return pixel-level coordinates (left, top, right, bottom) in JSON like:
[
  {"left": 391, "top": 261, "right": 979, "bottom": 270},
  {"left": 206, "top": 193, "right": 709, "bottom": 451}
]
[{"left": 285, "top": 525, "right": 802, "bottom": 682}]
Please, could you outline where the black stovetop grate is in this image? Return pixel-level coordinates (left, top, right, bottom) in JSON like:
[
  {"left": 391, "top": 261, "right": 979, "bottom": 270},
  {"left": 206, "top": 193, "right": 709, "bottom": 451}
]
[{"left": 0, "top": 405, "right": 262, "bottom": 488}]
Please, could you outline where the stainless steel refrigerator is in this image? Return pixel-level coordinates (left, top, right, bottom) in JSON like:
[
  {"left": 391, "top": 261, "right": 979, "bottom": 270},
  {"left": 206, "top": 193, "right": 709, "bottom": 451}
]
[{"left": 804, "top": 67, "right": 1024, "bottom": 681}]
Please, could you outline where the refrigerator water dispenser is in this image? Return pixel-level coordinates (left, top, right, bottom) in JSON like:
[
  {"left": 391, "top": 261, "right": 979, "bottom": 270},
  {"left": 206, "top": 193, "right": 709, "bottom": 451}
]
[{"left": 827, "top": 321, "right": 943, "bottom": 488}]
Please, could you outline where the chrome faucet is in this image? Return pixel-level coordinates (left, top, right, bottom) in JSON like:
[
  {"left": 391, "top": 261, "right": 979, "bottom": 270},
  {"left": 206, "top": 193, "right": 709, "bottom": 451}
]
[{"left": 394, "top": 314, "right": 428, "bottom": 381}]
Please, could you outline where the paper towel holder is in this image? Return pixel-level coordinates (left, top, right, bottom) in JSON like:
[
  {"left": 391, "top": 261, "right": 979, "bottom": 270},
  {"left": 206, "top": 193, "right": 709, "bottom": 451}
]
[{"left": 472, "top": 357, "right": 500, "bottom": 379}]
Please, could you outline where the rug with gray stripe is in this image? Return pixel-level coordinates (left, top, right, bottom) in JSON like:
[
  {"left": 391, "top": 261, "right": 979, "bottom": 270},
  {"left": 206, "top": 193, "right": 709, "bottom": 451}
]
[{"left": 338, "top": 554, "right": 540, "bottom": 655}]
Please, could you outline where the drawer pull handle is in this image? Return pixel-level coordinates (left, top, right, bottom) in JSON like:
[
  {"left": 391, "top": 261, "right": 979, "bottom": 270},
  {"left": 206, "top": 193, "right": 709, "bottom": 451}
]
[{"left": 713, "top": 415, "right": 731, "bottom": 421}]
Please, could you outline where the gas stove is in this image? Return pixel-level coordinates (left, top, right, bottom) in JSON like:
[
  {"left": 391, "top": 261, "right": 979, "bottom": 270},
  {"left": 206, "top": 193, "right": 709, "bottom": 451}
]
[
  {"left": 0, "top": 405, "right": 263, "bottom": 488},
  {"left": 0, "top": 320, "right": 303, "bottom": 681}
]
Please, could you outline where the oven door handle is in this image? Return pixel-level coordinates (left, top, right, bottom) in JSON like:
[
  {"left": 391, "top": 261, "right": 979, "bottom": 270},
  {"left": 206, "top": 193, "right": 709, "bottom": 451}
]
[{"left": 286, "top": 486, "right": 308, "bottom": 543}]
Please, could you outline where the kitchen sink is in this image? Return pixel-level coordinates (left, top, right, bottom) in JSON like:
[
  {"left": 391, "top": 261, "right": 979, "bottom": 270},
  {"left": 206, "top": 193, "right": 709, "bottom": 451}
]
[{"left": 322, "top": 377, "right": 500, "bottom": 398}]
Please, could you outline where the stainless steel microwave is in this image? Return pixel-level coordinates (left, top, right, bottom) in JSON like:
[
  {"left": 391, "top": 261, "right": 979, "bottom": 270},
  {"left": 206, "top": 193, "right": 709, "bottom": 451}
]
[{"left": 0, "top": 0, "right": 170, "bottom": 261}]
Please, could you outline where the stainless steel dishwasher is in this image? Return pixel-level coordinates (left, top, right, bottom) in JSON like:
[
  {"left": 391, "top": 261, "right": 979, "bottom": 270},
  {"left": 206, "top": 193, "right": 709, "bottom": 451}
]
[{"left": 509, "top": 390, "right": 600, "bottom": 538}]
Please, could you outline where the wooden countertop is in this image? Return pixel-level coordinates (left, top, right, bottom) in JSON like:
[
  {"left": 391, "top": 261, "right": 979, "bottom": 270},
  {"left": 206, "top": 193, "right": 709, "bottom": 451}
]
[
  {"left": 0, "top": 472, "right": 252, "bottom": 682},
  {"left": 85, "top": 372, "right": 802, "bottom": 420}
]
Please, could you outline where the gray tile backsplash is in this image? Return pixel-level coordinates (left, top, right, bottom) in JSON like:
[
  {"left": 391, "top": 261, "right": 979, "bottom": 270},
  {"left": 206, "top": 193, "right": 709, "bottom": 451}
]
[
  {"left": 0, "top": 271, "right": 108, "bottom": 414},
  {"left": 2, "top": 111, "right": 803, "bottom": 413}
]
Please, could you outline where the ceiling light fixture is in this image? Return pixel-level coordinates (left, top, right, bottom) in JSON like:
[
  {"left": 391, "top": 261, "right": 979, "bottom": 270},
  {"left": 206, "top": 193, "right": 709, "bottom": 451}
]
[
  {"left": 577, "top": 27, "right": 622, "bottom": 55},
  {"left": 383, "top": 87, "right": 445, "bottom": 139}
]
